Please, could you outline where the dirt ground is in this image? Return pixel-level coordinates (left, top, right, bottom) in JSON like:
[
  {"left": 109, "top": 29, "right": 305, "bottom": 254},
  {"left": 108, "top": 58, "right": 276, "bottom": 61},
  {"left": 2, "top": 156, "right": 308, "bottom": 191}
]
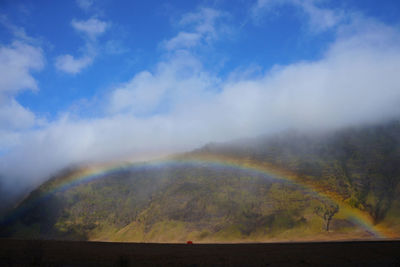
[{"left": 1, "top": 239, "right": 399, "bottom": 266}]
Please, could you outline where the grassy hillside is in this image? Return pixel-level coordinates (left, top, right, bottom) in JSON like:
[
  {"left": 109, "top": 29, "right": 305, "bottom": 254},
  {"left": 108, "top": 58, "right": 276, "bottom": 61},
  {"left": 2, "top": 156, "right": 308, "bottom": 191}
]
[
  {"left": 194, "top": 121, "right": 400, "bottom": 231},
  {"left": 0, "top": 164, "right": 370, "bottom": 242},
  {"left": 1, "top": 121, "right": 400, "bottom": 242}
]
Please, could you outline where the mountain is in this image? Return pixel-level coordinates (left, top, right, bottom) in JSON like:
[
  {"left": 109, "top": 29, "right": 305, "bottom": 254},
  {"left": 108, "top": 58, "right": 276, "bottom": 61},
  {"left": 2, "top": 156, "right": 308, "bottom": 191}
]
[
  {"left": 1, "top": 121, "right": 400, "bottom": 242},
  {"left": 195, "top": 121, "right": 400, "bottom": 226}
]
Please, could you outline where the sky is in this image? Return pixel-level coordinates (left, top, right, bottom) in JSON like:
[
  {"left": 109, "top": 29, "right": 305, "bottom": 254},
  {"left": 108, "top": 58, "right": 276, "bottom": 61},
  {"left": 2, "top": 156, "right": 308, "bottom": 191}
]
[{"left": 1, "top": 0, "right": 400, "bottom": 197}]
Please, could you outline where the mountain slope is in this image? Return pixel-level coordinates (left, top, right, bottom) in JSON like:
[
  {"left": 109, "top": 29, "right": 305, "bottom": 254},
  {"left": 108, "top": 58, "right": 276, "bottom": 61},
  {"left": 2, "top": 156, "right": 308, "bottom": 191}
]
[
  {"left": 194, "top": 121, "right": 400, "bottom": 228},
  {"left": 1, "top": 121, "right": 400, "bottom": 242}
]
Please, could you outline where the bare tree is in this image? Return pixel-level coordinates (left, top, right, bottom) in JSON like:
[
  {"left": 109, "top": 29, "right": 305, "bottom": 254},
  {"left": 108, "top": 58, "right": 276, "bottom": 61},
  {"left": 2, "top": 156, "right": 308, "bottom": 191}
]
[{"left": 314, "top": 203, "right": 339, "bottom": 232}]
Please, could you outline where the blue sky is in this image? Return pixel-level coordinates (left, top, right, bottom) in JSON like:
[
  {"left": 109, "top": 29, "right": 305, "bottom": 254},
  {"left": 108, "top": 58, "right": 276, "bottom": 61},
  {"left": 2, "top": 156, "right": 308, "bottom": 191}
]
[
  {"left": 1, "top": 0, "right": 398, "bottom": 117},
  {"left": 1, "top": 0, "right": 400, "bottom": 194}
]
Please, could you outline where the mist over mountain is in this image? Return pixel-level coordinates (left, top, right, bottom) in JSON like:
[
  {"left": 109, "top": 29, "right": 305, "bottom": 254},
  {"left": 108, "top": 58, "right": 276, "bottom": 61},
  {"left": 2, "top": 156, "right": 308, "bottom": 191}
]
[{"left": 1, "top": 120, "right": 399, "bottom": 242}]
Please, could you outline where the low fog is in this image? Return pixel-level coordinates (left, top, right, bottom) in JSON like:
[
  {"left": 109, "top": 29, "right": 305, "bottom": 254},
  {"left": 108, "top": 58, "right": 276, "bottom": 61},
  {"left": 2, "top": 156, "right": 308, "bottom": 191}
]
[{"left": 1, "top": 11, "right": 400, "bottom": 205}]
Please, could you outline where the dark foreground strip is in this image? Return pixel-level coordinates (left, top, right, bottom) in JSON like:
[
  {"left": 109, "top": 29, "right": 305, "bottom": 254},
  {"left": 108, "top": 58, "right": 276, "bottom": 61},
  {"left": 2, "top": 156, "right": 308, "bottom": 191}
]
[{"left": 1, "top": 239, "right": 400, "bottom": 266}]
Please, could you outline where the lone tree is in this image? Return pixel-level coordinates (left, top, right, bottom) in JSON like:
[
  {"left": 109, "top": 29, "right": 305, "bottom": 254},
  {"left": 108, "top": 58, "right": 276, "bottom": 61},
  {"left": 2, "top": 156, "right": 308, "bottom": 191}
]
[{"left": 314, "top": 202, "right": 339, "bottom": 232}]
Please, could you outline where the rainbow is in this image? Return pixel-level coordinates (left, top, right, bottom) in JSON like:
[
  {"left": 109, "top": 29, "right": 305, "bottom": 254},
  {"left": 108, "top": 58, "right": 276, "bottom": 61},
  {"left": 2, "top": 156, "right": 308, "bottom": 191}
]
[{"left": 3, "top": 155, "right": 396, "bottom": 239}]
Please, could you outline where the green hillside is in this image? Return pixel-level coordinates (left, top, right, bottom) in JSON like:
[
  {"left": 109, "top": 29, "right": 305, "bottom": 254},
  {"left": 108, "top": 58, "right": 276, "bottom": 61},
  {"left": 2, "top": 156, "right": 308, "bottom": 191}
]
[{"left": 1, "top": 121, "right": 400, "bottom": 242}]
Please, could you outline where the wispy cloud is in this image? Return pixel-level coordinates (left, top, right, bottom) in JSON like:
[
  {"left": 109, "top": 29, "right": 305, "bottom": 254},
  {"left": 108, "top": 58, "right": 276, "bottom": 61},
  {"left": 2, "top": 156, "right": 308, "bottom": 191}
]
[
  {"left": 0, "top": 15, "right": 37, "bottom": 44},
  {"left": 55, "top": 17, "right": 109, "bottom": 74},
  {"left": 104, "top": 40, "right": 129, "bottom": 55},
  {"left": 76, "top": 0, "right": 94, "bottom": 11},
  {"left": 252, "top": 0, "right": 345, "bottom": 32},
  {"left": 164, "top": 32, "right": 202, "bottom": 51},
  {"left": 164, "top": 7, "right": 227, "bottom": 51}
]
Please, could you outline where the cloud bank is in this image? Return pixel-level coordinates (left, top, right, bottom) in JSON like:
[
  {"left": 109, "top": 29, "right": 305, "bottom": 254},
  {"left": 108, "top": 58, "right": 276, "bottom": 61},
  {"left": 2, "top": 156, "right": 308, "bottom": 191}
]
[{"left": 1, "top": 5, "right": 400, "bottom": 202}]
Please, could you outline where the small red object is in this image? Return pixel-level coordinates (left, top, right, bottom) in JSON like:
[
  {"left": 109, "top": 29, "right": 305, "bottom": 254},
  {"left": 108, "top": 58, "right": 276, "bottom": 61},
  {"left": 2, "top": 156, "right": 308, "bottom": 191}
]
[{"left": 186, "top": 241, "right": 193, "bottom": 244}]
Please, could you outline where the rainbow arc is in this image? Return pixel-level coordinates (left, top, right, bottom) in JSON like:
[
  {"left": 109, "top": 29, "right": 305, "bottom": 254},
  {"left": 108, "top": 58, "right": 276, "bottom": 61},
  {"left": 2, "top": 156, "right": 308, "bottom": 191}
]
[{"left": 5, "top": 154, "right": 397, "bottom": 239}]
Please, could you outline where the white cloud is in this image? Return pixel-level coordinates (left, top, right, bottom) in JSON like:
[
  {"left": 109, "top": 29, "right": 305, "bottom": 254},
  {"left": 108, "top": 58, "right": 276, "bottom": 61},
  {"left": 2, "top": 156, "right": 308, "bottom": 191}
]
[
  {"left": 55, "top": 54, "right": 93, "bottom": 74},
  {"left": 108, "top": 71, "right": 163, "bottom": 115},
  {"left": 108, "top": 51, "right": 214, "bottom": 115},
  {"left": 0, "top": 41, "right": 43, "bottom": 94},
  {"left": 0, "top": 17, "right": 46, "bottom": 160},
  {"left": 253, "top": 0, "right": 345, "bottom": 32},
  {"left": 0, "top": 41, "right": 44, "bottom": 133},
  {"left": 71, "top": 18, "right": 108, "bottom": 39},
  {"left": 0, "top": 98, "right": 35, "bottom": 130},
  {"left": 55, "top": 18, "right": 108, "bottom": 74}
]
